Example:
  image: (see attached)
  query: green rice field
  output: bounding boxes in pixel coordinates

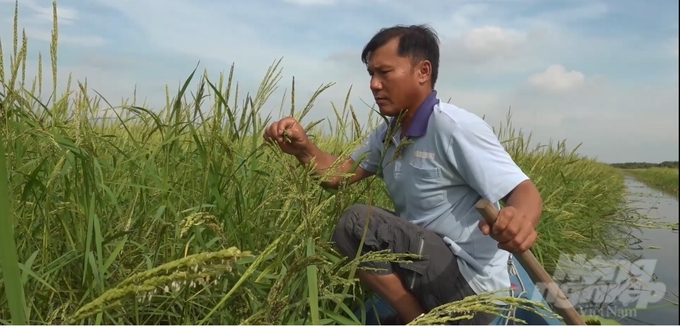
[625,167,679,198]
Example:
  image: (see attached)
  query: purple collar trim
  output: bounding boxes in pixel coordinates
[389,90,439,137]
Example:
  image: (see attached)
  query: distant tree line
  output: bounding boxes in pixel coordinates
[610,161,679,169]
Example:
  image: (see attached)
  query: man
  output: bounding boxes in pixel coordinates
[263,24,542,325]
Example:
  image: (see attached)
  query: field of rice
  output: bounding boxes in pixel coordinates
[625,167,679,198]
[0,4,644,325]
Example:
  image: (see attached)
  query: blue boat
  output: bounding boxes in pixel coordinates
[354,255,563,325]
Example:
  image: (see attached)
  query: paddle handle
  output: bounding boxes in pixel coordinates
[475,199,585,325]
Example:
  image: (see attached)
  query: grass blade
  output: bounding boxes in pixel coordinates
[0,139,28,324]
[306,237,320,325]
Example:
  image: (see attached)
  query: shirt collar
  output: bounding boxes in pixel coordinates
[389,90,439,137]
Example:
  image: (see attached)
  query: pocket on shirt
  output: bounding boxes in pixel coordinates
[405,163,446,214]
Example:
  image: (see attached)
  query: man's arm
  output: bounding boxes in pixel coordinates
[445,119,543,252]
[502,179,542,227]
[446,120,542,215]
[296,123,386,189]
[295,144,374,189]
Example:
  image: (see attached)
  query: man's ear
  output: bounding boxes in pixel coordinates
[417,60,432,85]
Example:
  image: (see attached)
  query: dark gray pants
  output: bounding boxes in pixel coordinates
[332,204,495,325]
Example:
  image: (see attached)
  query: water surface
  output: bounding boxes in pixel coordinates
[554,177,678,324]
[617,177,678,325]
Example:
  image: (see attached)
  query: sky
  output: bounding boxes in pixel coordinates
[0,0,678,163]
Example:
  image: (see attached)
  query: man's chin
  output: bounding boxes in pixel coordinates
[381,110,408,120]
[378,106,400,117]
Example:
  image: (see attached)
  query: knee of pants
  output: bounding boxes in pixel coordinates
[331,204,370,257]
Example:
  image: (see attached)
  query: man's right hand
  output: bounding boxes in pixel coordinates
[263,116,375,188]
[263,117,313,157]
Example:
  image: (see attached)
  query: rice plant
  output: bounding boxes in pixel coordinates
[0,2,646,324]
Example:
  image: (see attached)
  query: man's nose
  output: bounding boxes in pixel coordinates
[370,76,382,92]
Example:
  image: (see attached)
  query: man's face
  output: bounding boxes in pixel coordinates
[366,38,422,117]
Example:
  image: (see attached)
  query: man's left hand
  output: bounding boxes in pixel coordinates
[478,206,537,253]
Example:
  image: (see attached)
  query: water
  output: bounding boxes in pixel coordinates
[566,177,679,324]
[616,177,679,325]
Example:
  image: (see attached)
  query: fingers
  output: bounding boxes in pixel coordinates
[264,117,297,143]
[478,218,491,235]
[491,207,514,241]
[278,117,297,132]
[263,123,281,143]
[499,228,536,253]
[486,206,537,253]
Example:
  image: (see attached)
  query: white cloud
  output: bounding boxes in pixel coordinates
[530,1,609,25]
[528,64,585,92]
[23,27,105,47]
[0,0,103,50]
[454,26,521,63]
[8,0,79,25]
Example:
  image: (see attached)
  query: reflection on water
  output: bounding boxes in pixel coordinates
[617,178,678,325]
[559,177,679,325]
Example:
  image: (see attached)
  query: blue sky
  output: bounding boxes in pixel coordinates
[0,0,677,163]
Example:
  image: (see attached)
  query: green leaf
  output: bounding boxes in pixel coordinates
[0,139,28,324]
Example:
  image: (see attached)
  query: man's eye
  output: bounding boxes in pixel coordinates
[368,70,390,77]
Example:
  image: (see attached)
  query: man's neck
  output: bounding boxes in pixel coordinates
[398,90,431,137]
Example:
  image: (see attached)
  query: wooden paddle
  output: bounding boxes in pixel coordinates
[475,199,585,325]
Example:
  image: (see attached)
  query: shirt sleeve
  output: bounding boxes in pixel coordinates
[446,120,529,203]
[349,122,388,176]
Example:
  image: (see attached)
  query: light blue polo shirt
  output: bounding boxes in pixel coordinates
[349,90,530,296]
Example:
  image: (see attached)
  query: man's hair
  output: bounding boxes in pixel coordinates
[361,24,441,88]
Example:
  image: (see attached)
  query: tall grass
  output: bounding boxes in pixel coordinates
[625,167,679,198]
[0,2,641,324]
